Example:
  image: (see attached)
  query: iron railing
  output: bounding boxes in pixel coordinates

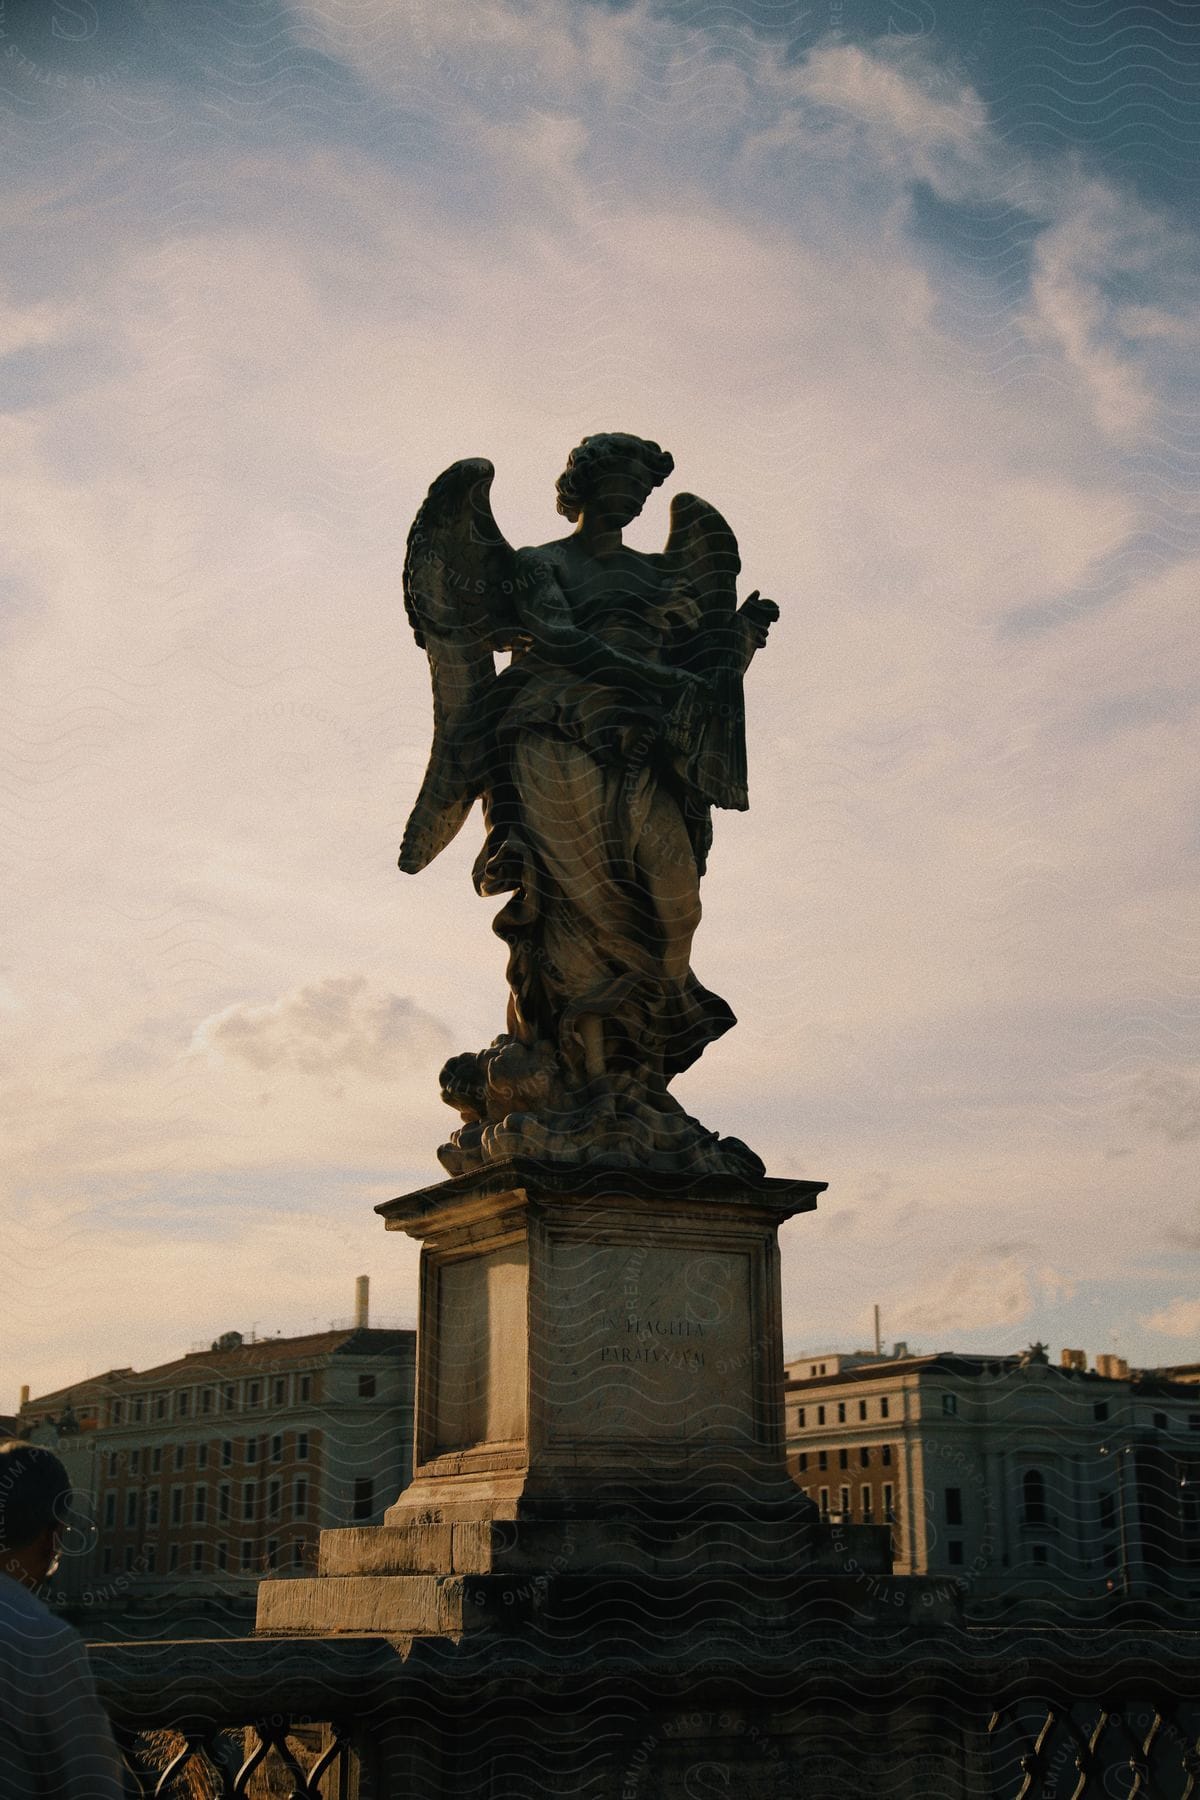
[89,1622,1200,1799]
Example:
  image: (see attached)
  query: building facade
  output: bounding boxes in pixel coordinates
[18,1325,415,1624]
[785,1343,1200,1609]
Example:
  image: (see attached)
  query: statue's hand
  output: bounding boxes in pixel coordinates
[740,590,779,649]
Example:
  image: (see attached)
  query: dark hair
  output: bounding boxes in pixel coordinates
[0,1441,71,1551]
[554,432,674,522]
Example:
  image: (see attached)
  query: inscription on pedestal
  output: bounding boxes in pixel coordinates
[541,1242,755,1443]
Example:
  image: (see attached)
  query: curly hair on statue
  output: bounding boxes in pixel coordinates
[554,432,674,522]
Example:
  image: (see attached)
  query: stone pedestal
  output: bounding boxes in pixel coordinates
[386,1160,822,1523]
[255,1162,896,1643]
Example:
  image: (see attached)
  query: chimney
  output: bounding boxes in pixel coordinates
[19,1385,29,1409]
[1060,1348,1087,1372]
[354,1275,370,1330]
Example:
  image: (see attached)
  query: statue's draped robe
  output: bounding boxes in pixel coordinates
[472,547,735,1093]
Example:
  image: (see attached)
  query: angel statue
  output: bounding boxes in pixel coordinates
[400,431,779,1181]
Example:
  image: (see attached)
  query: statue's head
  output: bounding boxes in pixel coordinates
[555,432,674,524]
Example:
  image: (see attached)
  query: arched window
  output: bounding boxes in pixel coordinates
[1023,1468,1047,1526]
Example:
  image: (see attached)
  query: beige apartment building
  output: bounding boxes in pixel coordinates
[18,1322,415,1624]
[785,1343,1200,1607]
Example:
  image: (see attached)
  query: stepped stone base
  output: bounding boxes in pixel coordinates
[256,1511,893,1639]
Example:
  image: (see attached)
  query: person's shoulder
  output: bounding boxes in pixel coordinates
[0,1579,81,1651]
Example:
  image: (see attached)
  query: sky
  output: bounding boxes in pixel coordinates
[2,0,1198,1409]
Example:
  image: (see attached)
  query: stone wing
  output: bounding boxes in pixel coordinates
[662,490,749,812]
[399,458,518,874]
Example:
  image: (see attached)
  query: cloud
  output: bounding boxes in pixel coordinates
[192,977,450,1080]
[1141,1298,1200,1341]
[1130,1071,1200,1144]
[891,1257,1034,1337]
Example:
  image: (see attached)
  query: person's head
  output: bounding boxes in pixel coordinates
[555,432,674,528]
[0,1441,71,1586]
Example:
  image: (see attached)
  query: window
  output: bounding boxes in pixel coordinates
[294,1477,308,1520]
[797,1407,806,1428]
[296,1432,309,1460]
[1153,1411,1167,1430]
[858,1400,867,1421]
[107,1451,118,1477]
[192,1542,203,1573]
[819,1363,827,1375]
[948,1541,964,1566]
[248,1381,261,1408]
[859,1447,870,1468]
[177,1391,190,1418]
[860,1484,872,1518]
[111,1401,123,1425]
[133,1396,145,1423]
[1032,1544,1048,1567]
[358,1374,377,1399]
[151,1448,162,1474]
[102,1547,113,1574]
[266,1539,279,1571]
[216,1542,228,1572]
[816,1405,826,1426]
[1189,1413,1200,1433]
[818,1487,830,1516]
[883,1483,895,1522]
[169,1544,180,1572]
[124,1546,135,1572]
[145,1546,156,1573]
[171,1488,184,1526]
[129,1449,141,1476]
[197,1443,208,1470]
[155,1393,167,1421]
[194,1485,207,1525]
[836,1401,846,1423]
[222,1384,235,1412]
[245,1437,257,1465]
[173,1445,185,1472]
[292,1539,305,1568]
[798,1452,808,1472]
[104,1493,116,1528]
[880,1397,890,1419]
[273,1377,286,1406]
[1023,1468,1047,1527]
[221,1440,233,1467]
[200,1388,213,1415]
[242,1481,256,1523]
[352,1477,374,1522]
[124,1491,138,1528]
[882,1445,893,1466]
[942,1394,957,1417]
[299,1376,312,1402]
[267,1478,282,1520]
[838,1448,849,1470]
[271,1434,283,1463]
[945,1487,963,1526]
[839,1485,850,1518]
[1098,1492,1116,1532]
[817,1450,828,1471]
[1093,1402,1109,1423]
[240,1541,254,1572]
[147,1489,160,1528]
